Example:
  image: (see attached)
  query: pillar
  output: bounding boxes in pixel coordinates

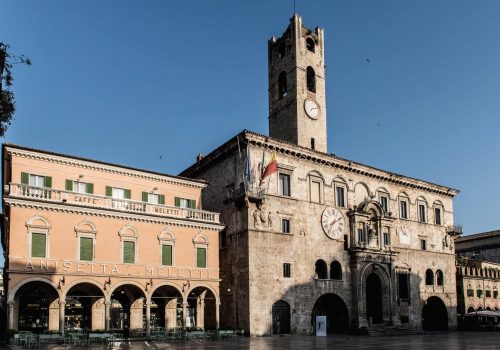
[182,301,188,331]
[7,302,16,331]
[145,301,151,336]
[216,302,220,329]
[105,301,111,331]
[59,300,66,335]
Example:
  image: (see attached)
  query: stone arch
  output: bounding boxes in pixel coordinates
[272,299,291,335]
[150,282,183,302]
[330,260,342,280]
[150,283,184,330]
[63,278,107,300]
[311,293,349,333]
[425,269,434,285]
[360,263,391,325]
[8,277,61,303]
[305,36,315,52]
[436,270,444,286]
[158,229,175,242]
[110,280,147,299]
[74,220,97,235]
[186,284,219,330]
[192,232,209,246]
[354,182,370,205]
[65,281,106,330]
[467,306,475,313]
[306,66,316,93]
[187,283,220,305]
[332,175,349,191]
[307,170,325,183]
[315,259,328,279]
[26,215,51,229]
[375,186,391,199]
[422,296,448,330]
[119,224,139,238]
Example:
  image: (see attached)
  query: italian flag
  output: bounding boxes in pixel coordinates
[260,152,277,183]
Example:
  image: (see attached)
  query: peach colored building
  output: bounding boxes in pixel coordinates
[1,144,224,335]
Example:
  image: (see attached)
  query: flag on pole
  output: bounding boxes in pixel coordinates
[244,146,252,184]
[260,152,277,184]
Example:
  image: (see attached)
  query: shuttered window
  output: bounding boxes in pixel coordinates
[196,247,206,268]
[175,197,195,208]
[162,244,173,266]
[123,241,135,263]
[79,237,93,261]
[31,233,46,258]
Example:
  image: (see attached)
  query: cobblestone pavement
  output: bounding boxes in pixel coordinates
[7,332,500,350]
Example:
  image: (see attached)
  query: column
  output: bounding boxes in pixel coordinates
[59,300,66,335]
[182,301,188,331]
[105,301,111,331]
[7,302,15,330]
[216,302,220,329]
[145,301,151,336]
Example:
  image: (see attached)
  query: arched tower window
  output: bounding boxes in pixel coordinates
[425,269,434,286]
[436,270,444,286]
[306,37,315,52]
[278,71,288,99]
[330,261,342,280]
[306,66,316,93]
[315,259,327,279]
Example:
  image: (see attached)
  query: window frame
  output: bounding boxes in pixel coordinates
[283,262,292,278]
[420,239,427,251]
[399,196,409,220]
[418,201,427,223]
[335,184,346,208]
[281,218,291,234]
[119,225,138,264]
[434,206,443,225]
[309,176,322,204]
[379,193,389,214]
[78,236,95,262]
[26,216,51,259]
[196,247,207,268]
[158,230,175,266]
[161,243,173,266]
[278,172,291,197]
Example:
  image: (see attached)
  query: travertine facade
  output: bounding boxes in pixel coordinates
[181,15,460,336]
[455,230,500,263]
[2,144,223,334]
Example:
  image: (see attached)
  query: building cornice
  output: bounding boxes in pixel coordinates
[4,198,225,231]
[181,130,460,198]
[4,144,207,189]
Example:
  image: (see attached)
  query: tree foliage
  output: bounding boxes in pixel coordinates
[0,43,31,137]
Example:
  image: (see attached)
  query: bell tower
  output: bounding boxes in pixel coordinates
[268,15,327,152]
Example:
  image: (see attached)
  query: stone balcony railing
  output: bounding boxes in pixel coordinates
[6,183,221,224]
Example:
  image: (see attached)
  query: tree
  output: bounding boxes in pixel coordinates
[0,43,31,137]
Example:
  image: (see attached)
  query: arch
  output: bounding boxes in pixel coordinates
[187,283,220,305]
[63,278,107,299]
[315,259,328,279]
[278,71,287,98]
[416,196,428,204]
[477,306,483,311]
[109,283,147,332]
[330,261,342,280]
[118,224,139,238]
[158,229,175,242]
[74,220,97,235]
[332,175,349,191]
[8,277,61,303]
[467,306,475,313]
[311,293,349,333]
[360,263,391,324]
[305,37,315,52]
[151,283,184,330]
[425,269,434,286]
[422,296,448,330]
[150,282,183,299]
[272,300,291,335]
[436,270,444,286]
[192,232,209,246]
[186,285,218,330]
[354,182,370,205]
[366,273,383,324]
[307,170,325,182]
[486,306,492,311]
[26,215,51,229]
[375,187,390,198]
[433,200,444,207]
[65,282,106,330]
[306,66,316,93]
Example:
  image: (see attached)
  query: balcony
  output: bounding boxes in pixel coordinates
[447,225,463,236]
[6,183,220,224]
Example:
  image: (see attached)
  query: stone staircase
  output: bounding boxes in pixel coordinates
[366,324,422,336]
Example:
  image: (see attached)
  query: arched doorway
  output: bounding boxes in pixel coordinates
[467,307,475,313]
[187,286,217,330]
[311,294,349,333]
[151,285,183,330]
[272,300,290,335]
[16,281,59,333]
[65,283,105,331]
[366,273,383,324]
[110,284,146,336]
[422,296,448,331]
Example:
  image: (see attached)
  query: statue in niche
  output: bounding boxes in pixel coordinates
[367,219,379,248]
[253,208,260,228]
[260,208,267,223]
[268,211,274,228]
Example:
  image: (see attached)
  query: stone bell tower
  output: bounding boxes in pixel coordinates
[268,15,327,153]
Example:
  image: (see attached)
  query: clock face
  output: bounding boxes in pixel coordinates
[304,99,320,119]
[321,207,345,239]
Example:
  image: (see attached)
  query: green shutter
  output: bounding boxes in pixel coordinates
[159,194,165,205]
[105,186,112,197]
[175,197,181,207]
[80,237,93,261]
[21,172,29,185]
[65,180,73,191]
[142,192,148,202]
[162,244,172,266]
[31,233,46,258]
[44,176,52,188]
[196,247,206,268]
[190,200,196,209]
[86,183,94,194]
[124,189,131,199]
[123,241,135,263]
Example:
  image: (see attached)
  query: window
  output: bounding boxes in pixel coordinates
[22,172,52,198]
[306,37,315,52]
[196,247,207,268]
[436,270,443,286]
[380,195,388,214]
[281,219,291,234]
[311,138,315,150]
[310,179,321,203]
[278,173,291,197]
[219,229,227,249]
[162,244,173,266]
[330,261,342,280]
[357,228,365,243]
[398,273,410,299]
[283,263,291,278]
[420,239,427,251]
[467,288,474,297]
[31,233,46,258]
[486,290,492,298]
[29,174,46,187]
[123,241,135,264]
[175,197,196,209]
[315,260,327,279]
[383,229,390,246]
[306,66,316,93]
[435,207,442,225]
[335,186,345,208]
[494,291,498,299]
[399,199,408,219]
[343,234,348,250]
[477,290,483,298]
[66,180,93,194]
[142,192,165,205]
[418,204,426,223]
[278,71,287,98]
[425,269,434,285]
[107,186,131,209]
[79,237,93,261]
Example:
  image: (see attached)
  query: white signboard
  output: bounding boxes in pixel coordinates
[315,315,327,336]
[399,226,411,245]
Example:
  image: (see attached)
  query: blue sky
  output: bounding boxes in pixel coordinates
[1,0,499,238]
